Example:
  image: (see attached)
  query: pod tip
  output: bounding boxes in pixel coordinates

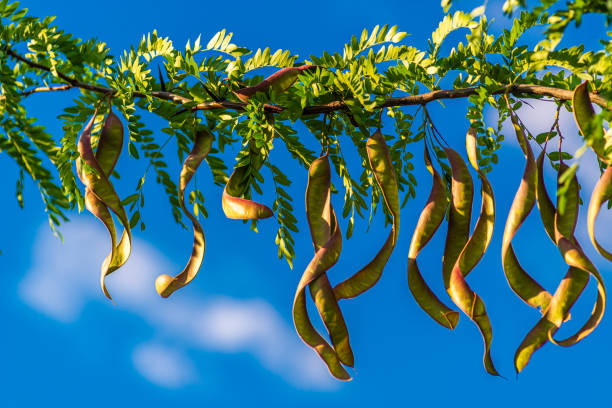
[155,274,174,298]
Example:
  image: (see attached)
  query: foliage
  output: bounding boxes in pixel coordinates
[0,0,611,380]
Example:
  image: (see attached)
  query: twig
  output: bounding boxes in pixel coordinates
[6,47,611,115]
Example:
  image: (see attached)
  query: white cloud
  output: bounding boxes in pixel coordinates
[132,342,197,388]
[19,217,336,390]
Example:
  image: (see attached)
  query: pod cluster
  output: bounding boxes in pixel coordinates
[76,75,610,379]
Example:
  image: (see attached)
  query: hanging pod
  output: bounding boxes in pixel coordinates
[444,130,498,376]
[234,65,316,102]
[155,129,214,298]
[334,130,400,300]
[76,105,132,301]
[588,167,612,261]
[222,165,274,220]
[293,154,353,380]
[407,144,459,329]
[572,81,608,162]
[573,80,612,262]
[501,112,552,312]
[515,156,606,372]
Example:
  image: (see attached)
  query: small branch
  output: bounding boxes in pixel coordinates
[21,84,73,96]
[6,47,610,115]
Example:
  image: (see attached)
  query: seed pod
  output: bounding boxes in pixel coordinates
[445,137,498,376]
[234,65,316,102]
[442,139,473,291]
[293,155,352,380]
[536,151,557,243]
[501,113,552,312]
[572,81,607,163]
[76,106,132,301]
[222,166,274,219]
[334,130,400,300]
[515,161,606,372]
[155,129,213,298]
[587,167,612,261]
[407,144,459,329]
[549,163,606,347]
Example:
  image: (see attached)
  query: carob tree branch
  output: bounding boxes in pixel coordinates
[6,47,610,114]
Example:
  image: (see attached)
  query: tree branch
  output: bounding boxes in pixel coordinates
[21,84,73,96]
[6,48,610,116]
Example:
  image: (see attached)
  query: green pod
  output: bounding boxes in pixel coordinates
[572,81,607,163]
[407,144,459,329]
[293,155,353,380]
[334,130,400,300]
[76,107,132,301]
[156,129,213,298]
[234,65,316,102]
[587,167,612,261]
[446,137,498,376]
[222,166,274,219]
[501,113,552,312]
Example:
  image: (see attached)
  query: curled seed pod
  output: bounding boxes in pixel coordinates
[587,167,612,261]
[222,166,274,219]
[307,155,353,367]
[293,155,352,380]
[572,81,607,163]
[501,113,552,311]
[514,161,605,372]
[76,107,132,301]
[442,138,473,291]
[515,162,584,372]
[445,139,498,376]
[234,65,316,102]
[155,129,214,298]
[549,163,606,347]
[334,130,400,300]
[536,151,557,243]
[407,144,459,329]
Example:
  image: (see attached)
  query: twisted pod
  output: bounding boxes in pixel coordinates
[334,129,400,299]
[501,111,552,312]
[573,81,612,262]
[155,128,214,297]
[76,105,132,301]
[222,164,274,220]
[515,154,606,372]
[444,130,498,376]
[407,144,459,329]
[293,154,353,380]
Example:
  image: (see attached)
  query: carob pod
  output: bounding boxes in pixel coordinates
[514,156,606,372]
[407,144,459,329]
[293,154,353,380]
[501,112,552,312]
[234,65,316,102]
[445,130,498,376]
[76,106,132,301]
[155,129,214,298]
[333,130,400,300]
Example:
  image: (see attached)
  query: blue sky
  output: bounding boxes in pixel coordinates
[1,0,611,406]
